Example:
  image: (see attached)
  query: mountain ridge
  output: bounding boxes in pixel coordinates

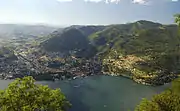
[39,20,180,85]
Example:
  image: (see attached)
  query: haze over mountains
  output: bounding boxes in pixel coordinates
[0,24,58,40]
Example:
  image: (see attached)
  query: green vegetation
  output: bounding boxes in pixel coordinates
[135,14,180,111]
[41,18,180,85]
[175,14,180,26]
[0,76,71,111]
[42,28,97,58]
[89,20,180,85]
[135,78,180,111]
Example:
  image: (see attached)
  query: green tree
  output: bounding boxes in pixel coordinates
[175,14,180,35]
[135,98,160,111]
[0,76,71,111]
[175,14,180,26]
[172,78,180,95]
[135,78,180,111]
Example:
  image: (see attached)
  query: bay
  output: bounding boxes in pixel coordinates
[0,75,170,111]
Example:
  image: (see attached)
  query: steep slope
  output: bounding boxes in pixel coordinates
[40,20,180,85]
[64,25,106,36]
[41,28,97,58]
[89,20,163,53]
[78,26,106,36]
[89,21,180,85]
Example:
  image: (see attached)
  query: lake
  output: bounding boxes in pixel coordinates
[0,75,170,111]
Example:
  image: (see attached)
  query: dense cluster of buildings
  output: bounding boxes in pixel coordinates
[0,44,102,80]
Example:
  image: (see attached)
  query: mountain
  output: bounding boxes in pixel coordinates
[90,21,180,85]
[0,24,59,40]
[40,20,180,85]
[41,28,97,58]
[76,25,105,36]
[64,25,106,36]
[89,20,163,52]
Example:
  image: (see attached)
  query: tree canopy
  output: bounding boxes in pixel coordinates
[0,76,71,111]
[175,14,180,26]
[135,78,180,111]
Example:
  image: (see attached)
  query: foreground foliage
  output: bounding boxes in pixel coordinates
[0,76,71,111]
[175,14,180,27]
[135,78,180,111]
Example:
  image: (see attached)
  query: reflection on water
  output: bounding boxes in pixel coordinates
[0,75,170,111]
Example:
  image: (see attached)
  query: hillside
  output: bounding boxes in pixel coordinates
[41,28,97,58]
[63,25,106,36]
[90,21,180,85]
[0,46,18,62]
[40,20,180,85]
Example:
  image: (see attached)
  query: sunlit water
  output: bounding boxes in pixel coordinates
[0,75,170,111]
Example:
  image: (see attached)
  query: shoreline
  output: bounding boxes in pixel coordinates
[0,72,176,86]
[102,72,153,86]
[102,71,177,86]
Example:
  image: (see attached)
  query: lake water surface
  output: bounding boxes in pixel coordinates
[0,75,170,111]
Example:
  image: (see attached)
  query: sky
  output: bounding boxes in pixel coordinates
[0,0,180,26]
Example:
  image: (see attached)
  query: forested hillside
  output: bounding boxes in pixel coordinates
[90,21,180,85]
[41,28,97,58]
[41,20,180,85]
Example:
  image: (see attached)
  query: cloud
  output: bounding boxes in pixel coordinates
[57,0,72,2]
[132,0,147,4]
[56,0,179,4]
[84,0,102,3]
[131,0,179,5]
[104,0,121,4]
[57,0,121,4]
[171,0,179,1]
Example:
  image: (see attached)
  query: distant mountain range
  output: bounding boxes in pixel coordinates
[41,20,179,57]
[0,24,59,40]
[40,20,180,85]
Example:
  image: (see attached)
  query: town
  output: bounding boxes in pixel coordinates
[0,41,102,81]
